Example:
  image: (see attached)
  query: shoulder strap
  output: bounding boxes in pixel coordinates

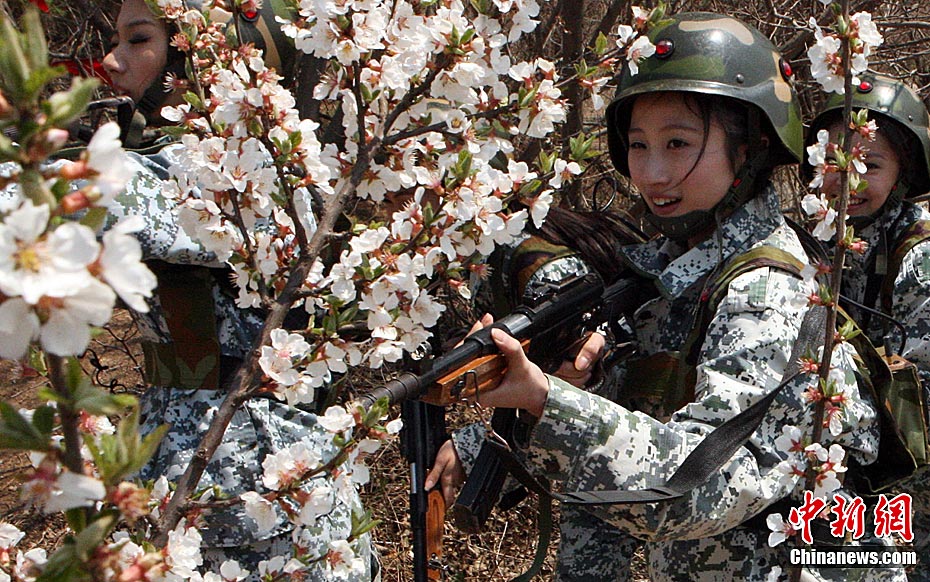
[880,219,930,315]
[488,301,828,508]
[684,245,805,365]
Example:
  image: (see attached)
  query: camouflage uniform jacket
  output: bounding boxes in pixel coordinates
[840,199,930,581]
[841,200,930,402]
[516,187,894,581]
[106,148,376,581]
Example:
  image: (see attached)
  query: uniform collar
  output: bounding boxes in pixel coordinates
[857,200,926,250]
[621,185,783,299]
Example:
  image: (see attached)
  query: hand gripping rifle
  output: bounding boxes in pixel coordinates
[354,271,642,581]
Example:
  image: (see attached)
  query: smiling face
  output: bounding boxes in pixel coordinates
[102,0,168,103]
[626,92,745,227]
[822,120,902,217]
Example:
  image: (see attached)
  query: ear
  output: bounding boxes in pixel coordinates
[736,135,770,169]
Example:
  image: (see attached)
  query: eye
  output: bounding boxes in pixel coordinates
[628,141,646,150]
[128,34,151,45]
[667,138,688,149]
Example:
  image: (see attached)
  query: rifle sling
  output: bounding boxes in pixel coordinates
[487,301,826,508]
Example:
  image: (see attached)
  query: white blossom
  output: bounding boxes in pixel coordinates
[625,35,656,76]
[84,122,136,204]
[165,521,203,579]
[0,523,24,549]
[99,217,157,312]
[766,513,794,547]
[318,406,355,433]
[241,491,277,533]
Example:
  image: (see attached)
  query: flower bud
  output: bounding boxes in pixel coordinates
[60,189,92,214]
[59,160,89,180]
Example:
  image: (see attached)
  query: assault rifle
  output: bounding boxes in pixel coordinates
[355,270,643,581]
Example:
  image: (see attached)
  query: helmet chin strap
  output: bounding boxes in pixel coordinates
[644,148,771,243]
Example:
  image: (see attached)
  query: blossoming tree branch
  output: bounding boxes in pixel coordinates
[0,0,663,579]
[765,0,889,573]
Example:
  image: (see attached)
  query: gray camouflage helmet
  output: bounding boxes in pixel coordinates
[606,12,803,176]
[134,0,296,131]
[804,73,930,197]
[181,0,296,75]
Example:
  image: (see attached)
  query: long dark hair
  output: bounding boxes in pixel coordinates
[533,205,646,284]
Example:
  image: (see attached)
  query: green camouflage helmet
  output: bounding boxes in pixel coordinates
[804,73,930,196]
[606,12,803,176]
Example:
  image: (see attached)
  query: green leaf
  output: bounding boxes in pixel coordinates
[88,407,164,484]
[537,150,555,174]
[363,397,389,427]
[360,82,373,104]
[73,380,133,417]
[569,132,598,162]
[0,130,16,161]
[0,400,49,451]
[32,404,56,436]
[0,14,32,99]
[453,150,473,181]
[45,77,98,128]
[351,508,381,537]
[594,32,608,57]
[518,85,539,109]
[78,206,108,231]
[517,178,542,198]
[21,7,49,72]
[74,512,118,559]
[36,543,83,582]
[183,90,204,111]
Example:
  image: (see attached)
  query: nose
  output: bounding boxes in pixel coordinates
[632,150,671,191]
[101,47,123,78]
[820,171,840,196]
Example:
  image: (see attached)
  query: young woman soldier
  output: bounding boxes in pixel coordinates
[805,73,930,581]
[100,1,378,579]
[429,12,897,581]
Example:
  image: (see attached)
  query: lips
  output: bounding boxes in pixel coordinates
[649,195,682,216]
[847,197,866,211]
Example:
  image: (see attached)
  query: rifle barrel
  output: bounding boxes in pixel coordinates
[354,273,637,411]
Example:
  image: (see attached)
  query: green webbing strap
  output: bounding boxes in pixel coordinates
[684,245,805,366]
[508,493,553,582]
[487,245,818,582]
[880,219,930,315]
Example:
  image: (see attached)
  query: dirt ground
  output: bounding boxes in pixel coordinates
[0,310,647,581]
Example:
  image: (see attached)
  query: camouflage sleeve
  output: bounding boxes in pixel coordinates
[890,239,930,395]
[103,151,222,267]
[519,267,879,541]
[450,422,486,474]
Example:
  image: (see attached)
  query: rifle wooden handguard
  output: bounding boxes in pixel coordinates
[421,339,530,406]
[426,489,445,580]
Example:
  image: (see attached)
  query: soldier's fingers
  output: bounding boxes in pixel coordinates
[425,441,464,506]
[487,328,549,416]
[573,332,605,372]
[457,313,495,347]
[553,359,592,388]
